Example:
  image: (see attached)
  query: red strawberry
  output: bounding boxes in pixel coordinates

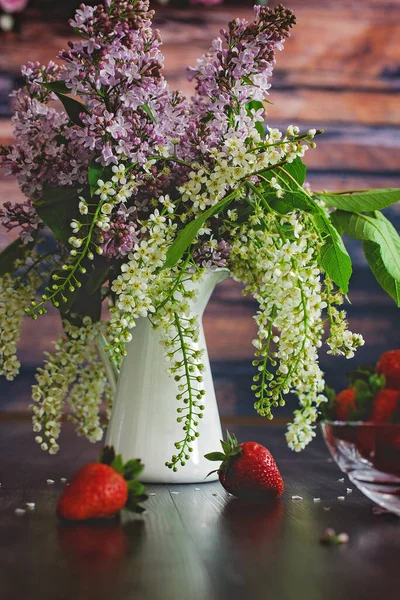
[371,389,400,423]
[57,463,128,521]
[205,431,284,501]
[376,350,400,389]
[335,388,356,421]
[57,447,147,521]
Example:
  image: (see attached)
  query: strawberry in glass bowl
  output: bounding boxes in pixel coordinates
[320,351,400,516]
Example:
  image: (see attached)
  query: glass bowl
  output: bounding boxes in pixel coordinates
[321,421,400,516]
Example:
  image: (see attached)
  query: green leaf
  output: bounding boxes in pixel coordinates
[110,454,124,475]
[34,187,81,244]
[260,158,318,214]
[98,445,116,465]
[162,193,236,270]
[127,480,146,496]
[41,81,71,95]
[254,121,265,137]
[139,103,157,124]
[60,279,102,320]
[245,100,265,137]
[204,452,225,462]
[40,80,90,126]
[363,240,400,307]
[57,93,90,126]
[330,211,345,236]
[242,76,255,87]
[333,210,400,288]
[320,188,400,213]
[86,264,109,295]
[88,162,105,197]
[124,459,144,481]
[279,157,306,186]
[0,238,34,277]
[267,196,294,215]
[34,185,81,207]
[125,490,148,513]
[314,214,352,293]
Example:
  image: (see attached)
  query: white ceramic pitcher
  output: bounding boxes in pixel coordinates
[97,268,229,484]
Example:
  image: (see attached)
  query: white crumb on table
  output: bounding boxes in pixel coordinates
[313,498,321,503]
[14,508,26,516]
[170,491,180,495]
[60,478,67,483]
[337,496,345,501]
[338,478,344,483]
[291,495,303,501]
[26,503,35,511]
[346,488,353,494]
[46,479,55,485]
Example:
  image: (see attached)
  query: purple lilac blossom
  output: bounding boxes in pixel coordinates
[193,239,232,269]
[187,5,295,150]
[101,206,139,259]
[0,2,296,259]
[0,61,89,199]
[0,200,40,243]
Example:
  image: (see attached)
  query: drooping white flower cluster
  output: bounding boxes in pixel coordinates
[31,318,111,453]
[67,352,113,443]
[107,203,178,362]
[325,283,365,359]
[0,270,42,380]
[152,272,206,470]
[178,127,315,215]
[229,204,363,451]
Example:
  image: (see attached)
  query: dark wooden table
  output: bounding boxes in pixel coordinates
[0,422,399,600]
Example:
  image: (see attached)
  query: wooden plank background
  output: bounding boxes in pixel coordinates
[0,0,399,418]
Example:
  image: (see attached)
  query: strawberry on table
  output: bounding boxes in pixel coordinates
[205,431,284,501]
[57,447,147,521]
[376,350,400,389]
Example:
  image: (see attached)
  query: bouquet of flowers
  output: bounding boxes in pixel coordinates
[1,0,399,469]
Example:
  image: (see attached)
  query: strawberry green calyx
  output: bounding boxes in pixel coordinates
[99,446,148,513]
[205,431,242,471]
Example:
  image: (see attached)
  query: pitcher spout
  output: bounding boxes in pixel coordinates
[191,267,229,316]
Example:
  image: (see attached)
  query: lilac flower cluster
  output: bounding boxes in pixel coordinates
[0,1,294,264]
[188,4,296,149]
[193,239,232,269]
[60,1,191,172]
[0,61,89,199]
[0,200,39,243]
[101,206,139,259]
